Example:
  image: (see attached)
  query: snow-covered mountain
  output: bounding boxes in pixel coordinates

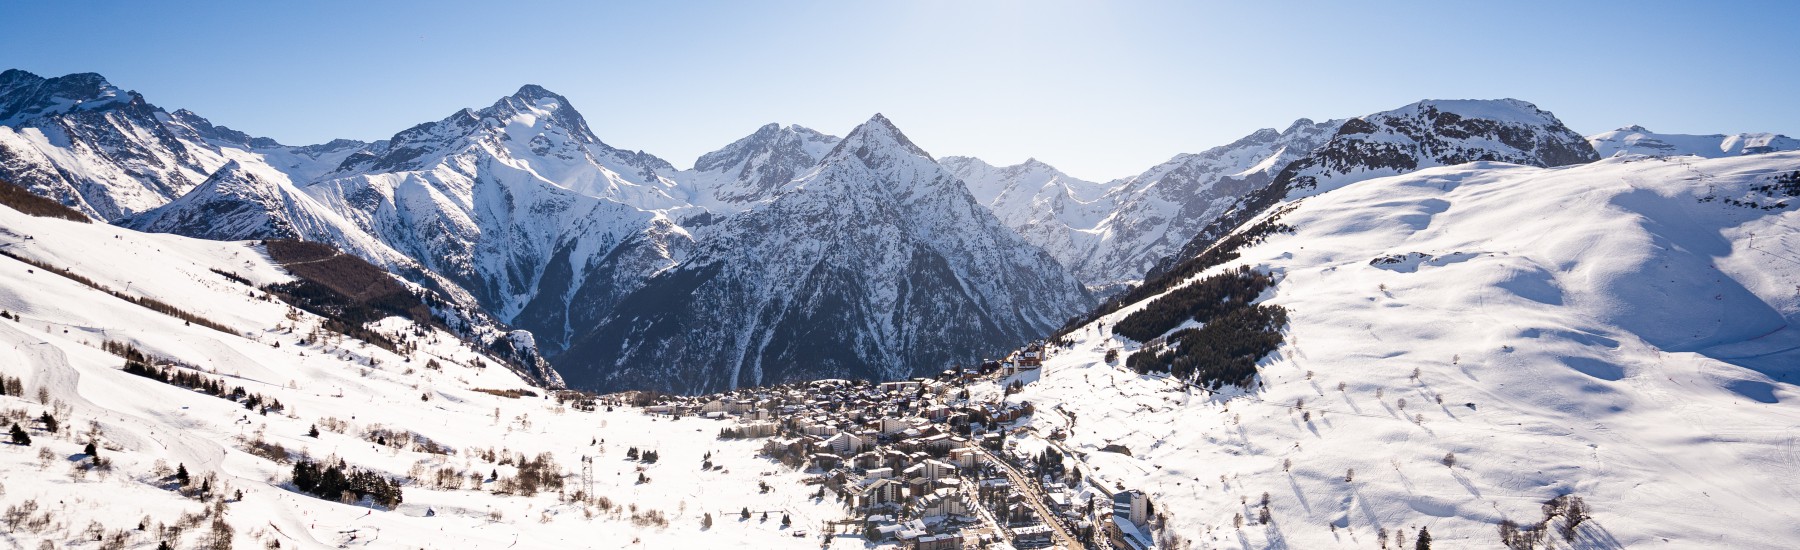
[118,160,404,264]
[986,151,1800,548]
[1588,124,1800,158]
[0,70,222,219]
[3,72,1092,392]
[1145,98,1600,283]
[944,120,1343,292]
[292,85,697,354]
[939,156,1112,282]
[1091,119,1344,288]
[0,69,379,221]
[952,102,1592,294]
[559,115,1095,393]
[677,122,840,217]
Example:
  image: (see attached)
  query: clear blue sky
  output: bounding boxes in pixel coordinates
[3,1,1795,181]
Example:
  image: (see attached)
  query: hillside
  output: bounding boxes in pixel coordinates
[0,205,844,549]
[982,152,1800,548]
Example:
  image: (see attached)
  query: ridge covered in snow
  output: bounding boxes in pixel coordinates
[1588,125,1800,158]
[944,119,1344,291]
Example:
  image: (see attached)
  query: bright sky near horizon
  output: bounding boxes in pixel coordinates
[3,0,1795,181]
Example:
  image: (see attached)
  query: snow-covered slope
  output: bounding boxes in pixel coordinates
[560,115,1095,393]
[0,204,846,549]
[991,152,1800,548]
[117,160,406,265]
[1146,99,1600,283]
[1588,125,1800,158]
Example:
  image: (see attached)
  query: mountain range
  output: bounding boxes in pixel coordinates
[4,68,1795,393]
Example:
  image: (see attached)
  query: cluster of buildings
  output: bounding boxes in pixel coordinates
[629,341,1159,549]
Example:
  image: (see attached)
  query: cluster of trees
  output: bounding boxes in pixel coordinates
[496,452,565,497]
[1126,303,1288,390]
[118,349,285,414]
[624,447,660,463]
[0,249,236,334]
[0,373,23,397]
[207,268,252,286]
[0,179,90,222]
[1752,170,1800,198]
[262,239,435,353]
[290,458,403,508]
[1053,201,1299,341]
[361,425,450,455]
[1498,494,1590,549]
[1114,266,1277,342]
[1725,169,1800,210]
[1033,447,1066,478]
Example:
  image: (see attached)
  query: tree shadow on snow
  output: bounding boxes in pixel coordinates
[1263,517,1292,550]
[1449,468,1482,498]
[1285,473,1312,514]
[1571,518,1627,550]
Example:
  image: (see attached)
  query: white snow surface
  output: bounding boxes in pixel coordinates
[1588,125,1800,158]
[986,152,1800,549]
[0,206,850,549]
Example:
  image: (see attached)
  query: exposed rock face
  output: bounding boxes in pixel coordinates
[559,115,1094,393]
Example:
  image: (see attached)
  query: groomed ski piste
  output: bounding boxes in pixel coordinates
[977,152,1800,549]
[0,206,847,549]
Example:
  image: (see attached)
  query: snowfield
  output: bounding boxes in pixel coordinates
[0,207,848,549]
[992,152,1800,548]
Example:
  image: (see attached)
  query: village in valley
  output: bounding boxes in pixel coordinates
[607,342,1162,550]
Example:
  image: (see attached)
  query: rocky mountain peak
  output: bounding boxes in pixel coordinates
[0,69,135,124]
[829,113,933,166]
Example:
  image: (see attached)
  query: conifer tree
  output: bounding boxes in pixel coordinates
[8,423,29,445]
[176,463,191,486]
[1416,527,1432,550]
